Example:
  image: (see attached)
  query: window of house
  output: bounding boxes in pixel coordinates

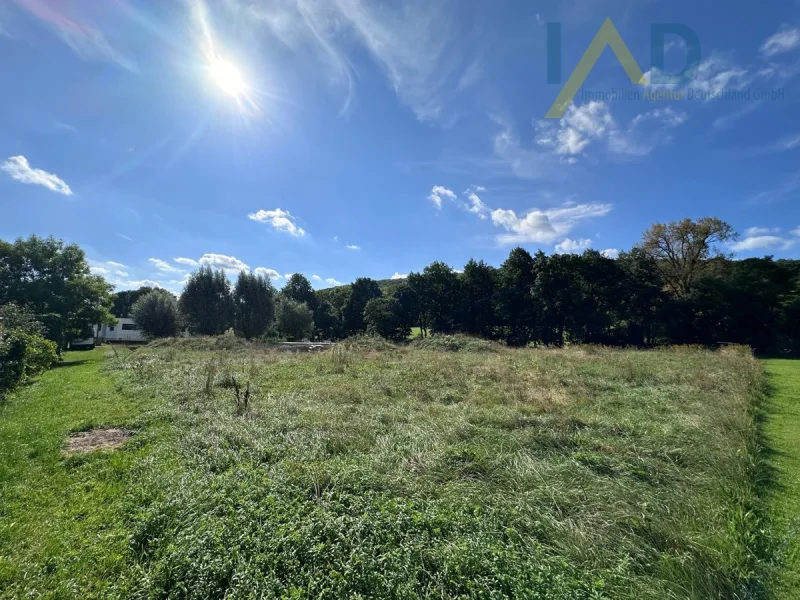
[121,323,138,331]
[109,326,115,331]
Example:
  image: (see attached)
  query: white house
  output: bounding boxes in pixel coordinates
[97,317,147,343]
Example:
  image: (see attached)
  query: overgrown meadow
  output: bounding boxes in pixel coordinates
[98,338,767,599]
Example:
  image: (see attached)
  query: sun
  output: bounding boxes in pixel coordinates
[209,57,247,98]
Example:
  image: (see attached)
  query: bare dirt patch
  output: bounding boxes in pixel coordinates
[65,428,132,454]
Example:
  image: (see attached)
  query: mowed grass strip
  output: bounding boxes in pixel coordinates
[0,348,161,599]
[763,359,800,599]
[104,340,766,599]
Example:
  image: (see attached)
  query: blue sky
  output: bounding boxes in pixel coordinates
[1,0,799,292]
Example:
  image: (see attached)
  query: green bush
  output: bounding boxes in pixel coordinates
[0,329,58,394]
[410,333,503,353]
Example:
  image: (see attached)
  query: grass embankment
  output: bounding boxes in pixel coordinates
[0,349,160,599]
[0,340,769,599]
[763,359,800,598]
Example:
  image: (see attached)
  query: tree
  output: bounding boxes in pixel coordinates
[533,254,581,346]
[131,289,180,338]
[638,217,737,297]
[275,297,314,341]
[497,248,541,346]
[313,299,343,340]
[342,278,382,335]
[364,296,410,341]
[417,262,461,334]
[112,287,154,317]
[0,235,115,351]
[179,266,234,335]
[282,274,318,313]
[233,271,275,340]
[461,259,497,338]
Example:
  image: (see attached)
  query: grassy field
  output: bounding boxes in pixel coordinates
[0,339,773,598]
[0,348,161,598]
[763,359,800,599]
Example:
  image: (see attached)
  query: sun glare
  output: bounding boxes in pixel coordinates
[210,57,246,97]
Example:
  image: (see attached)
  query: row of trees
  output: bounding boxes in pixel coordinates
[3,218,799,354]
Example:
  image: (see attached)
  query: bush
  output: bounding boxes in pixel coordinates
[131,290,181,338]
[0,329,58,394]
[410,334,503,353]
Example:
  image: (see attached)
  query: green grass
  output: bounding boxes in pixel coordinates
[0,348,161,599]
[0,343,771,598]
[763,359,800,598]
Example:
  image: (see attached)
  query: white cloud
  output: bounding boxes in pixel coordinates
[89,260,130,282]
[490,202,613,245]
[602,249,620,259]
[391,272,409,280]
[792,227,800,237]
[174,257,199,267]
[555,238,593,254]
[761,26,800,58]
[284,273,294,280]
[325,278,343,286]
[534,103,687,160]
[429,185,456,209]
[345,244,361,250]
[1,155,72,195]
[248,208,307,237]
[311,274,323,282]
[465,190,490,220]
[117,233,133,242]
[731,235,795,252]
[744,227,779,237]
[254,267,282,281]
[228,0,467,121]
[199,253,250,274]
[747,134,800,156]
[121,279,164,290]
[148,258,184,273]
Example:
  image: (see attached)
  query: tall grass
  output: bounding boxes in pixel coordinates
[105,342,767,599]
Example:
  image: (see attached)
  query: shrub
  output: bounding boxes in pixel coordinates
[131,290,181,338]
[410,333,503,353]
[0,329,58,394]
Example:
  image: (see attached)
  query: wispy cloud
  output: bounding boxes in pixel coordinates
[534,102,686,160]
[116,233,133,242]
[148,258,184,273]
[429,185,456,209]
[761,26,800,58]
[174,257,199,267]
[745,134,800,156]
[248,208,307,237]
[11,0,138,72]
[1,155,72,195]
[345,244,361,251]
[749,173,800,205]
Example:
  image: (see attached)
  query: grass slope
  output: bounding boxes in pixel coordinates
[763,359,800,598]
[0,349,159,599]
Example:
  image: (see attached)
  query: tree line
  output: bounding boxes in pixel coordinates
[2,217,800,358]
